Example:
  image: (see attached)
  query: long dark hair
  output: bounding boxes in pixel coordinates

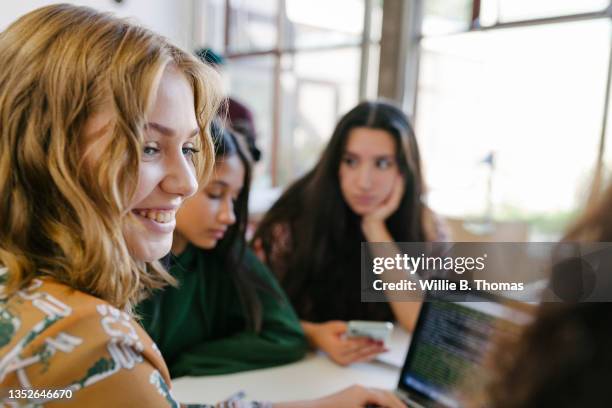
[208,121,277,331]
[253,100,427,322]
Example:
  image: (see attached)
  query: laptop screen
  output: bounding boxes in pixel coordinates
[397,290,533,408]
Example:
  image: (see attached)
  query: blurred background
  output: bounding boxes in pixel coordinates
[2,0,612,241]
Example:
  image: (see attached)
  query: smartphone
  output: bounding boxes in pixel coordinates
[347,320,394,343]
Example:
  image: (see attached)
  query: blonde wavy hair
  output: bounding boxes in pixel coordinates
[0,4,222,311]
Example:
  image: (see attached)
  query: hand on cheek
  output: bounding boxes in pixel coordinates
[361,174,404,242]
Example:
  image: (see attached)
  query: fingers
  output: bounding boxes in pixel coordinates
[316,385,405,408]
[343,336,375,348]
[334,339,386,365]
[310,321,348,351]
[346,349,385,365]
[351,346,389,364]
[361,387,406,408]
[318,321,388,366]
[330,346,381,366]
[327,320,349,334]
[343,337,383,353]
[342,343,387,364]
[363,174,405,224]
[322,335,368,365]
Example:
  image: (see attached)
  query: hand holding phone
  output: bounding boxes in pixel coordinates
[347,320,394,344]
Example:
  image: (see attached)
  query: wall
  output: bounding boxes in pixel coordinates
[0,0,195,50]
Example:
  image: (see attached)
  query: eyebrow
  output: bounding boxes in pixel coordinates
[343,150,395,159]
[209,180,229,188]
[146,122,200,138]
[208,180,244,192]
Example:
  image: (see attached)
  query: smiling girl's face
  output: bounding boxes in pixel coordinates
[172,154,245,254]
[83,65,201,262]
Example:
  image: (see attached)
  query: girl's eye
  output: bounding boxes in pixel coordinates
[143,144,160,156]
[342,156,358,167]
[205,189,223,200]
[182,146,201,157]
[376,158,394,169]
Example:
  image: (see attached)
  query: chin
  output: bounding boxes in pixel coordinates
[130,239,173,262]
[348,204,373,216]
[194,239,217,250]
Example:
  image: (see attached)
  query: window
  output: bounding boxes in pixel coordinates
[198,0,383,188]
[226,0,278,53]
[225,55,276,186]
[413,1,612,239]
[481,0,610,25]
[422,0,473,35]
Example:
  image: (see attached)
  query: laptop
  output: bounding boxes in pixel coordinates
[394,287,533,408]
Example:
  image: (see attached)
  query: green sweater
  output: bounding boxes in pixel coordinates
[138,245,307,378]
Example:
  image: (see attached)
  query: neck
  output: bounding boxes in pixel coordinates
[171,233,188,255]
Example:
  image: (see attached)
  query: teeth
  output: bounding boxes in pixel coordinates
[136,209,175,224]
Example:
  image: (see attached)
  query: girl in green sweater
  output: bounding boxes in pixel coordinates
[138,122,307,378]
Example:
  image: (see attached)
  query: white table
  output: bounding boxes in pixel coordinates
[172,328,411,404]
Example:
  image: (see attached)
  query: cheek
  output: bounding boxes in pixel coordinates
[375,170,400,197]
[131,162,161,209]
[338,166,354,195]
[176,195,216,232]
[122,215,172,262]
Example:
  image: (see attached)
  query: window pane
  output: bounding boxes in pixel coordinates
[278,48,361,184]
[365,43,381,99]
[226,55,276,188]
[422,0,473,36]
[415,19,612,239]
[227,0,278,53]
[481,0,610,25]
[602,67,612,185]
[199,0,226,51]
[284,0,364,48]
[370,0,385,42]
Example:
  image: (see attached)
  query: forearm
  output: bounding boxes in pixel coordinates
[273,395,336,408]
[387,301,421,332]
[170,331,307,377]
[300,320,319,348]
[361,219,393,242]
[274,401,315,408]
[362,220,423,332]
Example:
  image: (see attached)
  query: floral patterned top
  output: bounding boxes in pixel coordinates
[0,268,270,408]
